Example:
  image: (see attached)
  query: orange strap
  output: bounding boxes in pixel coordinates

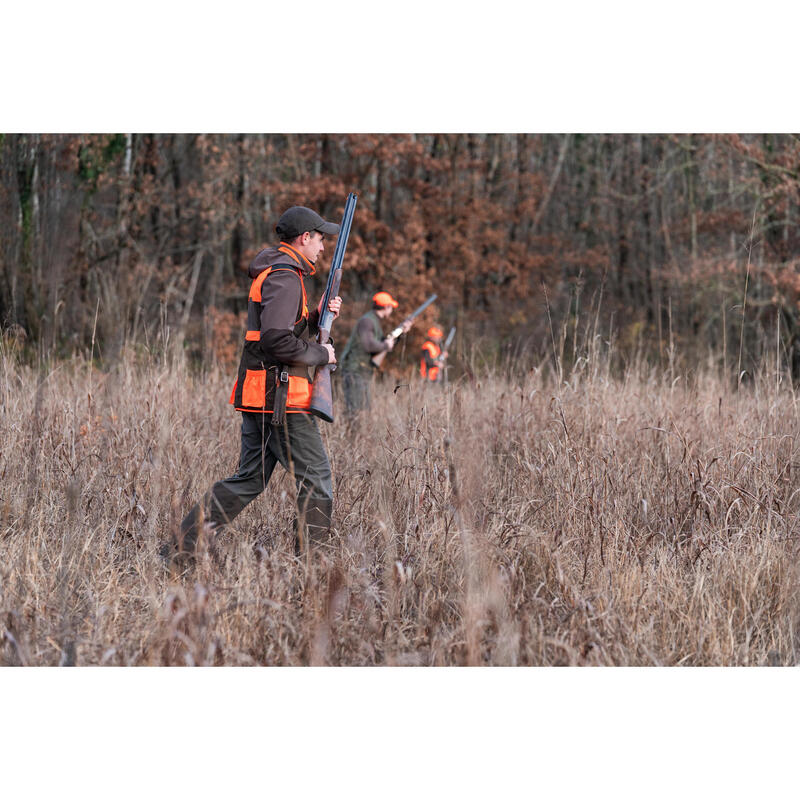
[246,266,308,342]
[422,341,441,358]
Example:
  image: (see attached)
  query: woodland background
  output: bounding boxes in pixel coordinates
[1,133,800,373]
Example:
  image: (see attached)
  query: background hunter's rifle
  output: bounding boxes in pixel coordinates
[440,326,456,383]
[309,192,357,423]
[371,293,438,368]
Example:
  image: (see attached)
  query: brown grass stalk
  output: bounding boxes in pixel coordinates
[2,346,800,665]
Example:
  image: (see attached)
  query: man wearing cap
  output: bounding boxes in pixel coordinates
[420,326,447,382]
[339,291,410,416]
[168,205,343,563]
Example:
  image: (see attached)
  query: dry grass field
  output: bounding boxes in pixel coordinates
[2,342,800,666]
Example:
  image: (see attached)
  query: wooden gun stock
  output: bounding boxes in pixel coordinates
[309,363,335,422]
[371,348,388,368]
[370,325,403,368]
[308,266,342,422]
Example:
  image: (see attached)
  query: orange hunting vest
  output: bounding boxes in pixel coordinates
[420,340,441,381]
[231,252,312,414]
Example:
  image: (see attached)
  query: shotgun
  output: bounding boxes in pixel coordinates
[439,326,456,383]
[371,293,438,368]
[309,192,357,423]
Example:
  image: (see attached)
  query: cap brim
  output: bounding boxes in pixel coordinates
[316,221,340,235]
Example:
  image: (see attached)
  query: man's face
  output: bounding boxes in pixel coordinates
[376,306,393,319]
[296,230,326,265]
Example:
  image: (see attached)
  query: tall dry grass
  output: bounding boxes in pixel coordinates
[2,339,800,665]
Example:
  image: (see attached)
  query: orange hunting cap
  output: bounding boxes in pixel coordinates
[427,326,444,339]
[372,291,399,308]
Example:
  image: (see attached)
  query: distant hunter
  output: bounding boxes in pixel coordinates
[339,291,411,417]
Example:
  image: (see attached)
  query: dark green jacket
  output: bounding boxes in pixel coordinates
[340,310,389,375]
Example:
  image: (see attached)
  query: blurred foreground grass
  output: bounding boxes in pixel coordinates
[2,347,800,665]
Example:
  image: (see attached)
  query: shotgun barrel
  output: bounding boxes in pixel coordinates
[439,326,456,383]
[309,192,357,422]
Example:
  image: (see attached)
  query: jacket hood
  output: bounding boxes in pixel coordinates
[249,242,316,278]
[248,246,306,278]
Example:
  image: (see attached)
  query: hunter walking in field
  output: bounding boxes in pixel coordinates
[420,326,447,382]
[167,205,343,564]
[339,291,410,416]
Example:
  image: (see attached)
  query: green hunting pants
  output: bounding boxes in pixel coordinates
[342,370,371,417]
[179,411,333,554]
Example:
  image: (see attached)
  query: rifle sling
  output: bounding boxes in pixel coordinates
[270,365,290,426]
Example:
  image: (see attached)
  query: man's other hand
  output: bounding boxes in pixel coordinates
[319,295,342,320]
